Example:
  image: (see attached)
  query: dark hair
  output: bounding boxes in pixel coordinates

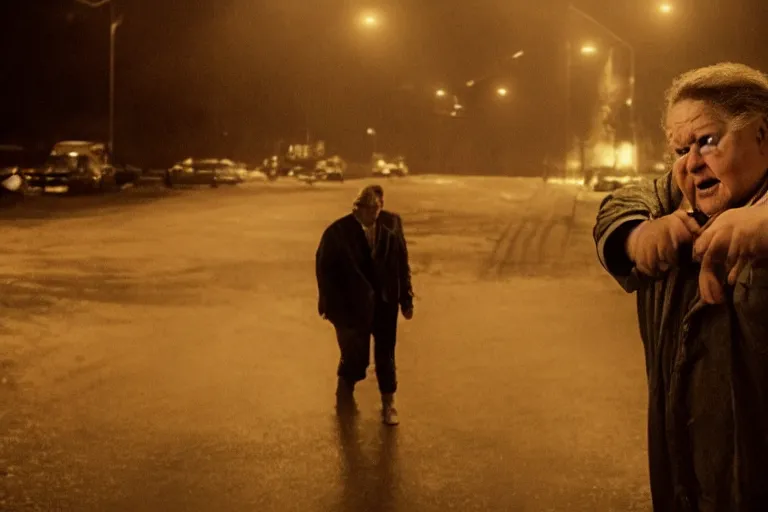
[353,184,384,209]
[664,62,768,131]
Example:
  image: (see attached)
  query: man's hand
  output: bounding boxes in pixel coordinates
[693,206,768,304]
[401,306,414,320]
[625,209,701,276]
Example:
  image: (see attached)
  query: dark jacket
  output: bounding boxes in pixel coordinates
[316,210,414,329]
[594,171,768,512]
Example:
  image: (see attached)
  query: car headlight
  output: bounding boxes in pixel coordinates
[2,174,23,191]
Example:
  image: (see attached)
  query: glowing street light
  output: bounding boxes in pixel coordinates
[436,89,447,98]
[497,87,509,97]
[366,128,377,155]
[512,50,525,59]
[658,3,673,14]
[566,4,640,179]
[361,14,379,27]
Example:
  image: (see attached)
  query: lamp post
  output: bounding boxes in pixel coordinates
[567,3,638,177]
[366,127,378,156]
[75,0,122,155]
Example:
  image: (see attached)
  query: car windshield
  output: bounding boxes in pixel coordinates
[179,159,223,170]
[46,154,80,170]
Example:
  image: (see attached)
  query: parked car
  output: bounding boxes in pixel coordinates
[164,158,244,188]
[586,166,643,192]
[373,156,409,177]
[230,161,268,182]
[314,156,346,182]
[25,141,117,194]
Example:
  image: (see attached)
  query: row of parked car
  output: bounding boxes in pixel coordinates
[0,141,413,202]
[0,141,286,200]
[585,165,667,192]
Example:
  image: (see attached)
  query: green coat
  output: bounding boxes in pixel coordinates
[594,172,768,512]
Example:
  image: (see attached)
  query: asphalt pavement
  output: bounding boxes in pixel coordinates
[0,177,651,511]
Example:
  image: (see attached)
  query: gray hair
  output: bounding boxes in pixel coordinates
[663,62,768,132]
[352,184,384,209]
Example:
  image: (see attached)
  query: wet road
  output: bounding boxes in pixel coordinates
[1,177,651,511]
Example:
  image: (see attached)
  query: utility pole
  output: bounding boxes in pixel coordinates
[568,3,638,173]
[75,0,122,155]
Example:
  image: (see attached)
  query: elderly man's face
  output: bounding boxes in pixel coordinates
[356,197,382,226]
[668,99,768,215]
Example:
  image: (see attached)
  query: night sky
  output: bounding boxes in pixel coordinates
[1,0,767,172]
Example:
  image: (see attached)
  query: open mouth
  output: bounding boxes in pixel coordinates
[696,178,720,191]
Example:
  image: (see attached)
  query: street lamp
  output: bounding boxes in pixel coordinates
[580,43,598,55]
[658,3,673,14]
[566,3,638,178]
[497,87,509,97]
[361,14,379,27]
[75,0,122,155]
[436,89,447,98]
[366,127,377,156]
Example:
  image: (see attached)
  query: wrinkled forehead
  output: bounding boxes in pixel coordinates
[665,99,727,146]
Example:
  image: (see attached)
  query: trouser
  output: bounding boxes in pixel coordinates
[334,301,399,394]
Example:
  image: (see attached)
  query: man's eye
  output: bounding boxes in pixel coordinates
[674,147,689,157]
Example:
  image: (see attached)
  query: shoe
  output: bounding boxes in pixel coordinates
[382,405,399,426]
[381,393,399,426]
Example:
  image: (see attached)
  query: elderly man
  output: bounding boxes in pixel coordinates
[315,184,414,426]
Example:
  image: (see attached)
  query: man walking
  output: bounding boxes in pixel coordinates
[315,184,414,425]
